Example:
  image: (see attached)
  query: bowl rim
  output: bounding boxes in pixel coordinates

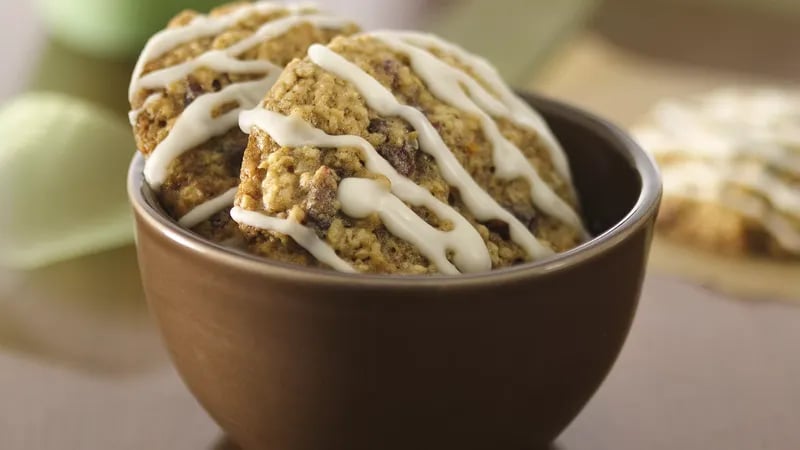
[128,93,661,288]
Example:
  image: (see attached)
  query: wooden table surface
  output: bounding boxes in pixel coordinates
[1,1,799,449]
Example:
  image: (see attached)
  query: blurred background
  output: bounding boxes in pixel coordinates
[0,1,798,449]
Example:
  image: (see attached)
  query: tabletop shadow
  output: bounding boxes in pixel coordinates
[0,246,167,377]
[212,436,564,450]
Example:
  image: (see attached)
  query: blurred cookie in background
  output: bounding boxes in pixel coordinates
[633,87,800,301]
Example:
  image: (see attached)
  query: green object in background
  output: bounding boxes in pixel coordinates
[29,38,134,119]
[34,0,226,59]
[0,92,135,269]
[431,0,598,85]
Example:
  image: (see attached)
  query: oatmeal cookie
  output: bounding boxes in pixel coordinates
[233,32,587,274]
[128,1,358,241]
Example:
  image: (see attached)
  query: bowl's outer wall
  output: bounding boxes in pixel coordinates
[132,96,658,450]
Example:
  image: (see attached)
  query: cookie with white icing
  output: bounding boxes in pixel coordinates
[234,33,587,274]
[128,1,358,242]
[633,88,800,300]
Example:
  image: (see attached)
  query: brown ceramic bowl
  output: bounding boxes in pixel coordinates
[128,93,661,450]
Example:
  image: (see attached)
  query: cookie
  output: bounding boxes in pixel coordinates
[128,1,358,242]
[633,88,800,300]
[233,32,587,274]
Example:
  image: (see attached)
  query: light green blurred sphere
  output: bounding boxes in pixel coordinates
[0,92,136,269]
[34,0,226,59]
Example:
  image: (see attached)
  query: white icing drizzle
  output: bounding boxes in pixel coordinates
[369,32,585,236]
[379,30,573,182]
[230,206,356,272]
[238,109,492,273]
[128,93,162,126]
[633,88,800,254]
[137,55,278,94]
[131,14,351,96]
[306,43,556,260]
[130,1,293,100]
[144,75,277,188]
[338,178,461,274]
[178,187,238,228]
